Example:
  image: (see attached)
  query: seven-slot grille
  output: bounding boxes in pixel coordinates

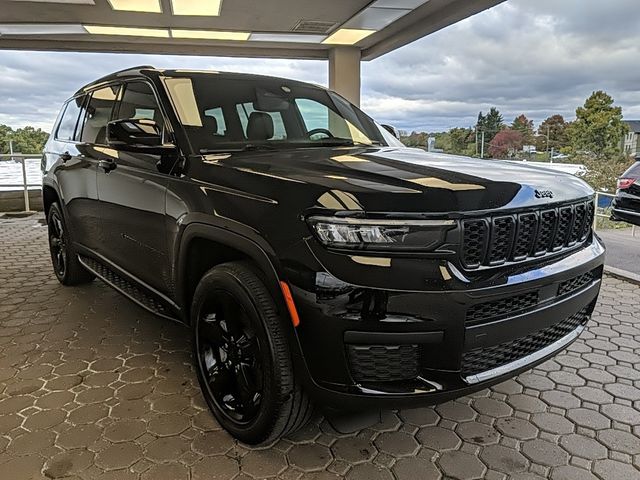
[461,200,594,269]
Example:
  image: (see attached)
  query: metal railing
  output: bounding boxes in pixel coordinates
[0,153,41,212]
[594,191,637,236]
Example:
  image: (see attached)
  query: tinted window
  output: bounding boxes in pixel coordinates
[236,102,286,140]
[163,75,387,152]
[80,85,120,144]
[116,81,164,131]
[56,96,84,141]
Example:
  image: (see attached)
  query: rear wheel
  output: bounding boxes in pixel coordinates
[191,262,312,445]
[47,203,95,286]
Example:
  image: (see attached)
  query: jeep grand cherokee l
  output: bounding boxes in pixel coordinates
[42,66,605,444]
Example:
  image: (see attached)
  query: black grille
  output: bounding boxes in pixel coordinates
[347,344,419,383]
[462,308,589,377]
[461,200,594,269]
[558,270,595,296]
[462,220,488,268]
[466,291,539,325]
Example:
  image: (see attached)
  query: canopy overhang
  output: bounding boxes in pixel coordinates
[0,0,504,60]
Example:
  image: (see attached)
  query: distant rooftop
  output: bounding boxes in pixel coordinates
[623,120,640,133]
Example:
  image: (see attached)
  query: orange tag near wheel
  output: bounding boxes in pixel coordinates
[279,281,300,327]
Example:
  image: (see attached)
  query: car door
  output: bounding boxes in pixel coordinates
[50,94,103,252]
[96,80,174,295]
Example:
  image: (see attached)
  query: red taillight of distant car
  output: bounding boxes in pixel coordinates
[617,178,637,190]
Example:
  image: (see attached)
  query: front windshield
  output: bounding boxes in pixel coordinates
[162,74,394,152]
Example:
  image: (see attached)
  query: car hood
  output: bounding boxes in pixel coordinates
[203,147,594,214]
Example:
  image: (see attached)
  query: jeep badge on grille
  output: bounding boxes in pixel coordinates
[535,189,554,199]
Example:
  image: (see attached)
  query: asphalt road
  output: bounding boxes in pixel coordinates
[597,227,640,275]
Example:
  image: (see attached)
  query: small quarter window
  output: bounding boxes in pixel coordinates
[56,96,84,141]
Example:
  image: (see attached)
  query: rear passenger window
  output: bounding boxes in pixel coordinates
[56,97,84,141]
[116,81,164,131]
[79,85,120,144]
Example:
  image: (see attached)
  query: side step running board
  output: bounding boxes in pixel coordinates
[78,255,182,324]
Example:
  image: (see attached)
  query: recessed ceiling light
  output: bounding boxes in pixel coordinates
[84,25,169,37]
[170,0,221,16]
[171,29,249,40]
[0,23,86,35]
[107,0,161,13]
[249,33,326,43]
[322,28,375,45]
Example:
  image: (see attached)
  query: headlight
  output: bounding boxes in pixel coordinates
[307,216,455,251]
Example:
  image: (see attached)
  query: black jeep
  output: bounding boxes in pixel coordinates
[42,66,604,444]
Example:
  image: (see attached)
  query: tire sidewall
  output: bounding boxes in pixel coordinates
[47,203,69,284]
[191,267,286,444]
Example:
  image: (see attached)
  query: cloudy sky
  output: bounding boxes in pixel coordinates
[1,0,640,133]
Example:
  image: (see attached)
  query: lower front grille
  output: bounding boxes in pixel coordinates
[558,270,595,296]
[466,291,539,325]
[347,344,419,383]
[462,307,589,378]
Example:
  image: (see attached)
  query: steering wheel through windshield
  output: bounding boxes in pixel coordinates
[307,128,335,140]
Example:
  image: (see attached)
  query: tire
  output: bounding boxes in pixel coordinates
[191,262,312,445]
[47,202,95,286]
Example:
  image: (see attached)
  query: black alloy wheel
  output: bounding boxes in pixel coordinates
[48,208,67,278]
[196,291,264,424]
[46,202,95,286]
[191,262,312,445]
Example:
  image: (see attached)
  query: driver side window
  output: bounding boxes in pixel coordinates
[116,82,165,133]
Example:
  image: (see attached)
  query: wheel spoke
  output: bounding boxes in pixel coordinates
[197,292,265,423]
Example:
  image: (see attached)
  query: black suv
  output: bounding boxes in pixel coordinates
[611,159,640,226]
[42,66,605,444]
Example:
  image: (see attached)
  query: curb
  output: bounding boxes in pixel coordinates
[604,265,640,286]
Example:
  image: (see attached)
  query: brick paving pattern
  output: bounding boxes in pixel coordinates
[0,213,639,479]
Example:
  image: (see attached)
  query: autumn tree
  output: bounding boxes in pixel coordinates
[569,91,627,157]
[537,114,570,152]
[488,129,524,159]
[511,115,535,144]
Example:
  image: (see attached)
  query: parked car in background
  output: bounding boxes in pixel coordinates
[42,66,604,445]
[611,160,640,226]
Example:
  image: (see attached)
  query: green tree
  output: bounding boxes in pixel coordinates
[446,127,474,155]
[512,114,535,144]
[572,152,634,191]
[537,114,570,152]
[477,107,505,155]
[11,126,50,154]
[0,124,14,154]
[569,91,627,157]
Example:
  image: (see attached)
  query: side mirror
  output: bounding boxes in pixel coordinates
[107,118,173,152]
[381,124,399,139]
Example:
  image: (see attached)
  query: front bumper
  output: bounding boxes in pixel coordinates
[287,236,605,409]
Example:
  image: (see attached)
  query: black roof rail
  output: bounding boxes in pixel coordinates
[74,65,157,96]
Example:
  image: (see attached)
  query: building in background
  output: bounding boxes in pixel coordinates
[622,120,640,156]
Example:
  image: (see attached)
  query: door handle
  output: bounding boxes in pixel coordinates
[98,159,117,173]
[60,152,72,162]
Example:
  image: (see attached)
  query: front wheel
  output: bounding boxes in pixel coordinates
[191,262,312,445]
[47,203,95,286]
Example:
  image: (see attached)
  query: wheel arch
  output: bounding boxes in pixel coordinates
[42,184,61,217]
[176,223,286,325]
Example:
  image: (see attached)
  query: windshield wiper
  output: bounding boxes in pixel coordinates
[314,138,383,147]
[200,144,277,154]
